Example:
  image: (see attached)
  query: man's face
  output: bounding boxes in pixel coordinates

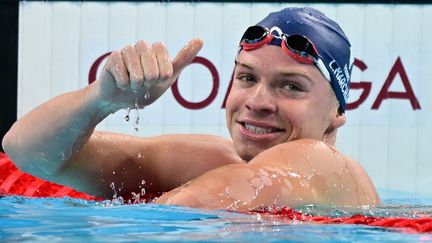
[225,45,345,161]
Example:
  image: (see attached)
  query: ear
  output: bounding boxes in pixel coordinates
[332,111,346,129]
[323,111,346,145]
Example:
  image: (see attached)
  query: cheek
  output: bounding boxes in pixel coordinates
[280,101,326,137]
[315,96,337,122]
[225,89,241,125]
[304,98,336,134]
[225,88,244,112]
[281,102,308,123]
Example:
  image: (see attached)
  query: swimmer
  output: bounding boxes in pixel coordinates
[2,7,380,210]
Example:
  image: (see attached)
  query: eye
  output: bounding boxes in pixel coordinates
[237,74,257,84]
[282,82,303,92]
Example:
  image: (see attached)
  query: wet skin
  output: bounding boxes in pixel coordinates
[155,46,379,209]
[3,38,380,209]
[226,45,345,161]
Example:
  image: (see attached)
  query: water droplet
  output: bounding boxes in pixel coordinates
[144,92,150,100]
[141,188,146,196]
[141,180,146,185]
[112,171,116,175]
[124,107,130,121]
[134,97,140,132]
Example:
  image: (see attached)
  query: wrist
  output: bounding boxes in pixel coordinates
[83,83,122,120]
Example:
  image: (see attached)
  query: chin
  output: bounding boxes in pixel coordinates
[235,146,264,162]
[239,153,256,163]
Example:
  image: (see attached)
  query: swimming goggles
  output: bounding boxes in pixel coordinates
[239,26,331,81]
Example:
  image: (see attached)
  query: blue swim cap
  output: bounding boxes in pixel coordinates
[256,7,353,112]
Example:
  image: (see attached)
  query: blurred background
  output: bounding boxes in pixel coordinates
[1,0,431,197]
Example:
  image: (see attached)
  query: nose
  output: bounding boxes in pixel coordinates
[244,83,277,114]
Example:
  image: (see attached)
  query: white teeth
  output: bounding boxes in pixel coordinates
[244,123,275,134]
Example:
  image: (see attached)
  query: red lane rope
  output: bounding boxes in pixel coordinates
[0,152,100,201]
[250,207,432,233]
[2,152,432,233]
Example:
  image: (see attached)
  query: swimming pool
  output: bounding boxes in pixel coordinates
[1,190,432,242]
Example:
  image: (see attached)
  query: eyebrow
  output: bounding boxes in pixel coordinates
[234,60,313,83]
[234,60,254,70]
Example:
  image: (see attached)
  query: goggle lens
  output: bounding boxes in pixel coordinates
[240,26,269,44]
[284,35,319,60]
[240,26,320,64]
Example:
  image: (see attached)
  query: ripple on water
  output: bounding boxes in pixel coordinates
[1,194,432,242]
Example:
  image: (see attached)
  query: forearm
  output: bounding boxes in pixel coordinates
[2,83,118,175]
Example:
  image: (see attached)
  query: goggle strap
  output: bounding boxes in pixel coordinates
[316,58,331,82]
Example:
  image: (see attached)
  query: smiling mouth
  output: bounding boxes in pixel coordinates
[241,122,284,134]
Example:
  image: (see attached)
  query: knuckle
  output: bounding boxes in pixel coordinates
[145,70,159,81]
[160,69,173,79]
[108,51,121,62]
[122,44,135,53]
[152,41,165,50]
[110,50,121,57]
[136,40,149,51]
[136,73,144,81]
[105,51,122,71]
[133,73,144,83]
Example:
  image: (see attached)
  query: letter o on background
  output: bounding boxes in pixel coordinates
[171,56,219,110]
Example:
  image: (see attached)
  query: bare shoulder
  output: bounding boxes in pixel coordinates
[250,139,381,206]
[250,139,347,170]
[156,139,380,210]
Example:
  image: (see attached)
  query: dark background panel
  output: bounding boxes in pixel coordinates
[0,1,18,152]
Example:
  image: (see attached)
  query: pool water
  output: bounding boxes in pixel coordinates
[1,190,432,242]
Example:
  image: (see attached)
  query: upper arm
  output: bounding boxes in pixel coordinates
[155,159,325,210]
[155,139,380,210]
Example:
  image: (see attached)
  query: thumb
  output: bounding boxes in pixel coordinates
[172,38,203,77]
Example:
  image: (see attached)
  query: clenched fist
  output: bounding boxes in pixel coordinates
[94,38,203,109]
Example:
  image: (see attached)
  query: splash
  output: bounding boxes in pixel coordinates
[109,182,125,205]
[110,182,117,199]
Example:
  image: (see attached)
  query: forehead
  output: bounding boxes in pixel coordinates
[235,45,327,84]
